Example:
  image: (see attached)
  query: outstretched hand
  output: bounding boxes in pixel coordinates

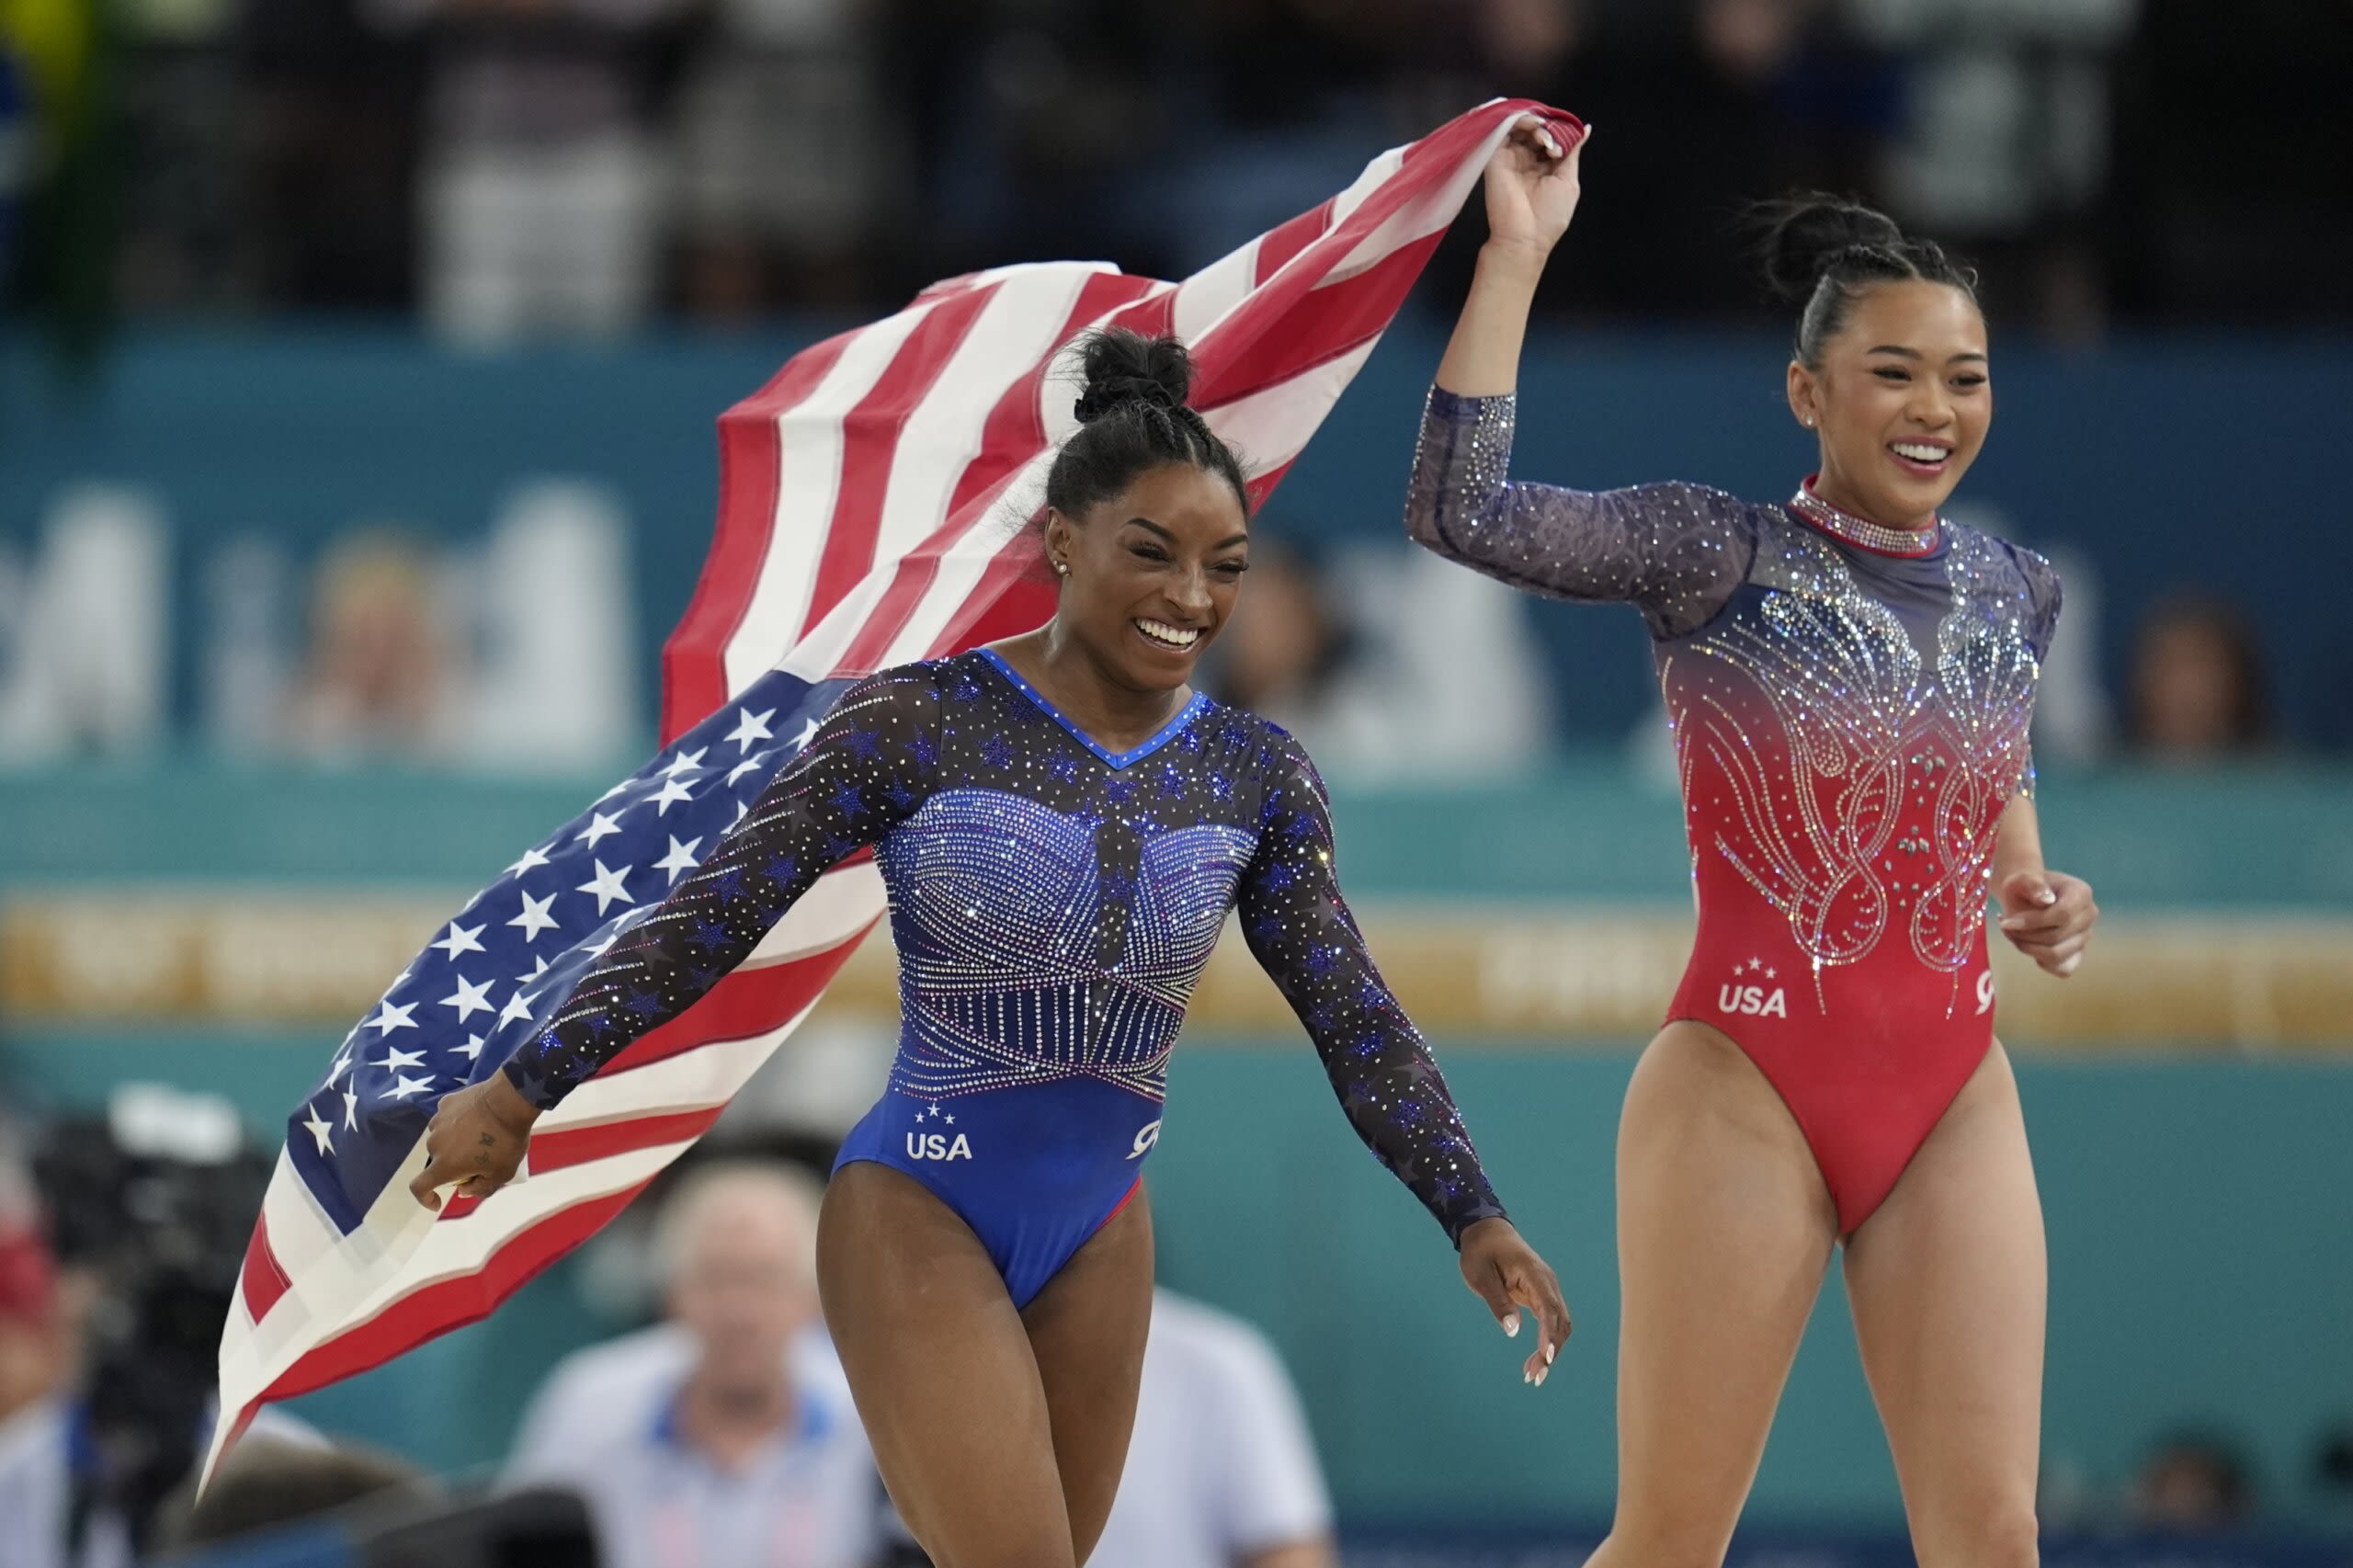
[1458,1218,1572,1387]
[1996,868,2098,977]
[1483,114,1588,264]
[406,1073,540,1211]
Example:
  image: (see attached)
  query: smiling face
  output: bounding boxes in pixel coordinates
[1788,278,1992,529]
[1042,461,1251,695]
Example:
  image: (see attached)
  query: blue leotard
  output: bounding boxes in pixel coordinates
[506,648,1505,1305]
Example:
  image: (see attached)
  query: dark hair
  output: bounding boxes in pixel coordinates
[1044,329,1250,524]
[1754,194,1979,369]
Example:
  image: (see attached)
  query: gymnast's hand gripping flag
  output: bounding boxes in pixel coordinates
[208,98,1584,1479]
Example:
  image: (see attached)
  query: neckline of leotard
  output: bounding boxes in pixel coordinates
[1788,477,1946,559]
[973,647,1210,770]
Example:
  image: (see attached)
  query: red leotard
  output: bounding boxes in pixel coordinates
[1407,389,2061,1232]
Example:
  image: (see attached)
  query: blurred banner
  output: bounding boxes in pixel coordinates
[7,890,2352,1051]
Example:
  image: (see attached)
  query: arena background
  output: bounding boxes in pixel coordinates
[1,1,2349,1563]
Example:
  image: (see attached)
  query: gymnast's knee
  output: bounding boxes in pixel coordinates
[1912,1496,2040,1568]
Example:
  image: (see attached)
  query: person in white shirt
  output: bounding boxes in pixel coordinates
[505,1162,886,1568]
[1086,1290,1338,1568]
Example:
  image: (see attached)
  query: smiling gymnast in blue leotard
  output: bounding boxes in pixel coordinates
[412,328,1572,1568]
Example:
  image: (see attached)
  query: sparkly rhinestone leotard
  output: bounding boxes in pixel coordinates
[506,648,1504,1303]
[1407,389,2061,1231]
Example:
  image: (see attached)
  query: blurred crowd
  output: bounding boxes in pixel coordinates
[0,1102,1348,1568]
[0,0,2347,344]
[2,1096,2348,1566]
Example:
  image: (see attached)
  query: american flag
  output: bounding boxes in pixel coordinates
[208,98,1581,1483]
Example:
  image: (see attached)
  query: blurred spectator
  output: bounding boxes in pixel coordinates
[1087,1290,1336,1568]
[235,0,424,312]
[380,0,701,345]
[151,1436,438,1553]
[671,0,898,319]
[1428,0,1898,322]
[1847,0,2138,340]
[1205,540,1554,780]
[505,1162,890,1568]
[284,528,464,764]
[2124,594,2271,761]
[2131,1432,2253,1533]
[0,1134,86,1568]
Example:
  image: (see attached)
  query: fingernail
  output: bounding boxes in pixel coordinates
[1504,1312,1521,1337]
[2039,890,2057,905]
[1535,1367,1549,1388]
[1545,1343,1557,1366]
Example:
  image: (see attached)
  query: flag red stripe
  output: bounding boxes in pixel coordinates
[1196,243,1445,415]
[942,273,1159,522]
[246,1183,654,1408]
[529,1107,728,1175]
[1253,198,1336,285]
[237,1213,293,1324]
[837,284,1179,675]
[663,331,855,742]
[589,923,878,1081]
[803,284,1002,640]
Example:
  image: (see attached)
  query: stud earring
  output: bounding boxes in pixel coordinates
[1054,560,1070,577]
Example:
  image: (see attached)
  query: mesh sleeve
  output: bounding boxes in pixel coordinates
[1404,386,1757,640]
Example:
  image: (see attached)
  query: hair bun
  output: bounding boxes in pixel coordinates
[1071,328,1197,425]
[1754,193,1907,301]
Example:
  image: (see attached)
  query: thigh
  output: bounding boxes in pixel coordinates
[817,1163,1076,1568]
[1021,1187,1155,1567]
[1593,1021,1839,1568]
[1844,1041,2046,1568]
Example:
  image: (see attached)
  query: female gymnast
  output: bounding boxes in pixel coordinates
[410,329,1571,1568]
[1409,118,2097,1567]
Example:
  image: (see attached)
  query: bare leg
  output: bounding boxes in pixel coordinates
[1586,1022,1840,1568]
[1022,1189,1155,1565]
[819,1164,1149,1568]
[1845,1042,2045,1568]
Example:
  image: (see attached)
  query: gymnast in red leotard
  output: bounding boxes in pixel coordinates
[1409,119,2099,1568]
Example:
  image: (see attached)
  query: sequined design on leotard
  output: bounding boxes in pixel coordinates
[505,649,1505,1252]
[1406,386,2061,1231]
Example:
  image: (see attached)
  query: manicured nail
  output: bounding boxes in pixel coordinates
[2038,890,2057,905]
[1544,1343,1556,1366]
[1535,1367,1549,1388]
[1503,1312,1521,1337]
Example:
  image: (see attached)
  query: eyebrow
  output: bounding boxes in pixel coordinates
[1123,517,1251,550]
[1866,345,1990,364]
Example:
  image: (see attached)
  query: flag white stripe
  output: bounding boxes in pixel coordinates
[870,269,1096,565]
[727,301,939,695]
[1171,238,1264,348]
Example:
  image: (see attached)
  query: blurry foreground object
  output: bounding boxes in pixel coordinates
[505,1162,887,1568]
[153,1435,437,1552]
[2126,593,2272,760]
[28,1091,270,1559]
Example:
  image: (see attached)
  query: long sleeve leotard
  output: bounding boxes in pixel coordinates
[1405,387,2061,1232]
[506,649,1502,1297]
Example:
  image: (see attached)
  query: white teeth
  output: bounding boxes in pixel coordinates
[1134,619,1199,650]
[1892,441,1949,463]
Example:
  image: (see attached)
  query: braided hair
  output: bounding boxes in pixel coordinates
[1044,329,1250,523]
[1755,195,1980,369]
